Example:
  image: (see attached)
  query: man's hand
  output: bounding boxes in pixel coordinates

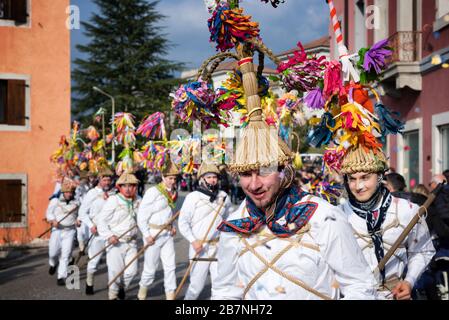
[108,235,119,245]
[391,280,412,300]
[192,240,203,254]
[146,235,155,246]
[170,226,176,237]
[90,225,98,235]
[51,220,59,228]
[76,219,82,227]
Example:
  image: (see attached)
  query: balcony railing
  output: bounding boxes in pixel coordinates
[387,31,422,63]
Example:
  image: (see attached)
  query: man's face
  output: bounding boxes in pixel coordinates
[239,169,281,209]
[348,172,379,202]
[163,176,177,190]
[63,191,73,201]
[118,183,137,199]
[99,176,112,191]
[203,174,218,186]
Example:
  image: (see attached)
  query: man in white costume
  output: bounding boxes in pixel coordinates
[46,180,80,286]
[78,167,115,295]
[137,159,179,300]
[338,147,435,300]
[211,54,377,300]
[178,162,232,299]
[97,172,141,300]
[75,171,98,253]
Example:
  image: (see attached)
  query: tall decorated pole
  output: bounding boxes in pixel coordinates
[326,0,360,82]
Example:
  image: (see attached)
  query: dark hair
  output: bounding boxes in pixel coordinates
[443,169,449,183]
[386,173,406,192]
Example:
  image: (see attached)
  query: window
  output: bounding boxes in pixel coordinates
[0,178,25,224]
[0,79,27,126]
[354,0,367,51]
[437,0,449,19]
[0,0,28,25]
[441,124,449,171]
[403,130,420,187]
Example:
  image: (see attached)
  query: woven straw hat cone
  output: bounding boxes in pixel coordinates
[162,157,180,177]
[229,48,293,173]
[340,146,387,175]
[198,162,220,178]
[61,179,76,192]
[116,172,139,185]
[98,166,114,178]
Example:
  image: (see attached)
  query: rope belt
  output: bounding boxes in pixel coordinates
[377,276,401,292]
[202,238,219,245]
[148,223,172,231]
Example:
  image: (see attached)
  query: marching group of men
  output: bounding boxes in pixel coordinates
[45,160,232,300]
[45,153,437,300]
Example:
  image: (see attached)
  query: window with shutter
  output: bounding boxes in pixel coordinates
[0,80,6,124]
[11,0,27,25]
[0,179,23,223]
[6,79,26,126]
[0,0,11,20]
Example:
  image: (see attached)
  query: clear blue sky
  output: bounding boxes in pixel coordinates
[70,0,330,72]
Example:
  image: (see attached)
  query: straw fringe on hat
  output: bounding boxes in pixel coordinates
[198,162,220,178]
[116,172,139,185]
[229,49,294,173]
[340,146,387,175]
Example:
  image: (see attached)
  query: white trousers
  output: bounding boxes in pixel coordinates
[139,234,176,293]
[184,244,218,300]
[87,234,106,274]
[48,228,76,279]
[106,241,138,294]
[76,222,89,247]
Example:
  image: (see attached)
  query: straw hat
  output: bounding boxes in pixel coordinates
[162,158,180,177]
[229,50,294,173]
[341,146,387,175]
[116,172,139,185]
[61,179,76,193]
[198,162,220,178]
[98,166,114,178]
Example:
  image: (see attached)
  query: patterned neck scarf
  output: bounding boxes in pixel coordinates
[218,186,317,238]
[156,182,177,208]
[348,186,392,282]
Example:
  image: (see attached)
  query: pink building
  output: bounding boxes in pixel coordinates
[0,0,71,245]
[330,0,449,188]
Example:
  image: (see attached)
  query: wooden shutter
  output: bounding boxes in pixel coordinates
[7,79,26,126]
[0,180,23,223]
[11,0,27,25]
[0,80,6,124]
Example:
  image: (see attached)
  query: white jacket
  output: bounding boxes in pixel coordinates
[212,195,377,300]
[97,194,140,241]
[78,187,105,228]
[340,196,435,289]
[46,196,79,228]
[178,190,231,243]
[137,186,176,239]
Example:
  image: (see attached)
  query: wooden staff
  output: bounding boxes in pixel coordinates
[38,206,78,239]
[107,210,181,288]
[174,196,227,299]
[375,183,445,275]
[75,232,95,266]
[88,225,137,261]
